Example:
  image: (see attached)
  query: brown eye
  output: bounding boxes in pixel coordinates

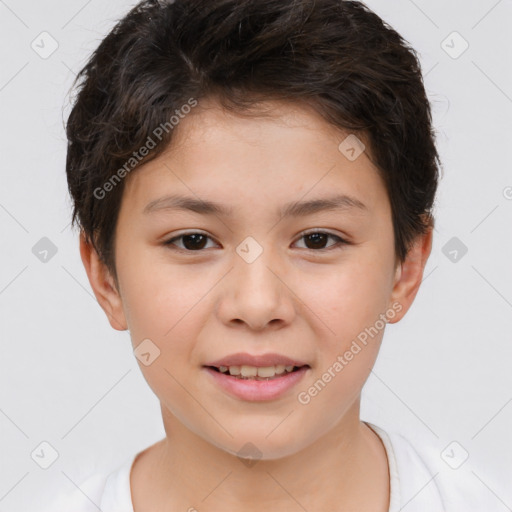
[294,231,347,251]
[163,230,347,253]
[164,232,217,251]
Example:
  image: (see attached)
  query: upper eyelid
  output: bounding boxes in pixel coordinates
[166,228,344,240]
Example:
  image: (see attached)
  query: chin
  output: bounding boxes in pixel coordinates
[210,426,311,462]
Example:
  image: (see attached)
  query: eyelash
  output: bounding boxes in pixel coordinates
[162,230,349,253]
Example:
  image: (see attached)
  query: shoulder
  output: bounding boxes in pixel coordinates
[40,472,110,512]
[367,422,500,512]
[40,454,136,512]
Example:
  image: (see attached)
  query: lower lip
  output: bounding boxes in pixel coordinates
[203,366,309,401]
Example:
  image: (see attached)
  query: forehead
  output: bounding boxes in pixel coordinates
[121,98,388,217]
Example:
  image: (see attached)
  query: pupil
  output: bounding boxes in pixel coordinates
[183,234,207,250]
[306,233,327,249]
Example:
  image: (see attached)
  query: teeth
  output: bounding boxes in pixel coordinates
[257,366,276,378]
[228,365,241,376]
[217,364,300,379]
[240,365,258,377]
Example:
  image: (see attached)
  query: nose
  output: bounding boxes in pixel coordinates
[215,247,296,332]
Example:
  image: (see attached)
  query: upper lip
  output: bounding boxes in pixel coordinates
[204,352,310,368]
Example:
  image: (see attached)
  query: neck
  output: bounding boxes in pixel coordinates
[131,402,389,511]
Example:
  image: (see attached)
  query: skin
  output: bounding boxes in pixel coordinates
[80,98,433,511]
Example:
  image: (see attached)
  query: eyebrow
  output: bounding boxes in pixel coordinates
[143,193,368,217]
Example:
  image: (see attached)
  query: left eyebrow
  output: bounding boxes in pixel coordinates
[280,194,368,217]
[143,193,368,217]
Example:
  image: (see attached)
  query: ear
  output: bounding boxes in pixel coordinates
[387,225,433,324]
[79,232,128,331]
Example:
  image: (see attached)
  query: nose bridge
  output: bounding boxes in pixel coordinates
[220,237,295,329]
[234,238,281,301]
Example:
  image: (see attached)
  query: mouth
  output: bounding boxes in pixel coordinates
[205,364,309,381]
[203,363,310,401]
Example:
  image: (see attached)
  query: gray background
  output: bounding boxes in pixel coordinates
[0,0,511,510]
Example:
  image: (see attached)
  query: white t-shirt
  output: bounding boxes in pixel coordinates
[41,422,496,511]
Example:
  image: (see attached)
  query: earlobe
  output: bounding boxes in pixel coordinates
[79,232,128,331]
[387,227,433,324]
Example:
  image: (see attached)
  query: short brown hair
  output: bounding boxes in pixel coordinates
[65,0,440,284]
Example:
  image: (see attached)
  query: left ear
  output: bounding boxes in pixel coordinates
[387,225,433,324]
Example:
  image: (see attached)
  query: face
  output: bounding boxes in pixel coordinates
[83,98,431,460]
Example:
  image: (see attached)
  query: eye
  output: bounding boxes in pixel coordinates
[293,230,348,251]
[163,230,348,253]
[163,231,218,252]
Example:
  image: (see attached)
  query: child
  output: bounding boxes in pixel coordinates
[46,0,496,510]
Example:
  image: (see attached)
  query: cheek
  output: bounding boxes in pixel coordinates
[118,246,206,338]
[300,254,392,340]
[293,253,392,406]
[120,264,208,408]
[119,259,215,394]
[295,265,388,418]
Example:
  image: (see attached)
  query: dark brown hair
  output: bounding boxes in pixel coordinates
[65,0,440,285]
